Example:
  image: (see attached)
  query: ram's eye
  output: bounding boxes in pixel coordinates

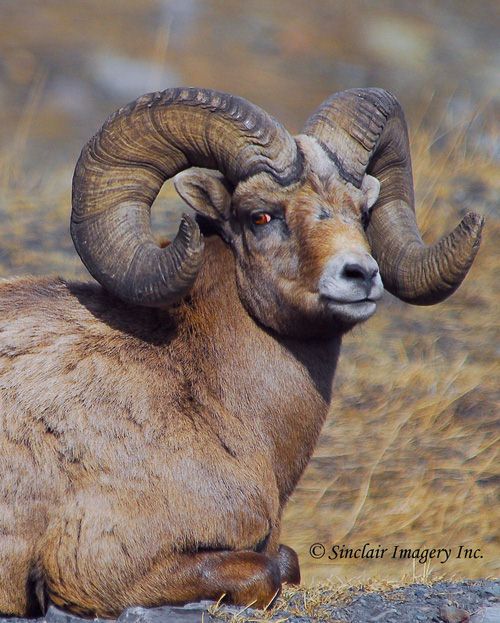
[251,212,273,226]
[318,206,331,220]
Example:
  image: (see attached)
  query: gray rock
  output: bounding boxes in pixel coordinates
[45,607,96,623]
[469,606,500,623]
[117,602,218,623]
[0,603,220,623]
[1,580,499,623]
[413,586,427,598]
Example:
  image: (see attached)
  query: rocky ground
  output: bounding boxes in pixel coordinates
[1,580,499,623]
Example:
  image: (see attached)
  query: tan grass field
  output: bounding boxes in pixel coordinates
[0,0,498,594]
[283,120,500,584]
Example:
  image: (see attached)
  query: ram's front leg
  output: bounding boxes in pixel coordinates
[126,544,299,610]
[44,542,283,616]
[40,491,292,617]
[127,549,283,611]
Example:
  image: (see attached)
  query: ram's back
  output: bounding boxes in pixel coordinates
[0,277,185,520]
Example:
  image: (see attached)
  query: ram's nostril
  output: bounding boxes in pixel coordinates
[343,263,370,282]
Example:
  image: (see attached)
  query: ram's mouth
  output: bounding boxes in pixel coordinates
[320,296,378,305]
[320,296,378,322]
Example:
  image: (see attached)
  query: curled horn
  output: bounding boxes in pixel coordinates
[302,88,484,304]
[71,88,302,307]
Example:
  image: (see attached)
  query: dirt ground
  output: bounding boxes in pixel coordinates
[1,579,499,622]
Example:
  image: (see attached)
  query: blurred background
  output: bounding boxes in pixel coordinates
[0,0,498,584]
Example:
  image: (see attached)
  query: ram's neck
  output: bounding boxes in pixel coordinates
[179,235,341,504]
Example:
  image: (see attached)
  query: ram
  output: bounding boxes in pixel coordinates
[0,88,483,617]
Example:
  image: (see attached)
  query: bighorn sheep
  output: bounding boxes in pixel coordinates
[0,88,483,617]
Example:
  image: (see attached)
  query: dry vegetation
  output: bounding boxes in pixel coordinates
[208,574,440,622]
[283,116,499,584]
[0,1,498,607]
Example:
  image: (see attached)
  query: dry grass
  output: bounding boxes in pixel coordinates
[283,114,499,584]
[207,571,453,621]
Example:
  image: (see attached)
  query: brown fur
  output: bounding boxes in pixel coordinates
[0,137,380,616]
[0,237,341,616]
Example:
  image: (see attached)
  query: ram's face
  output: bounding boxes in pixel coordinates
[73,88,483,315]
[175,137,383,337]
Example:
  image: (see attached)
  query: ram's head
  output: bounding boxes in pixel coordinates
[71,88,483,335]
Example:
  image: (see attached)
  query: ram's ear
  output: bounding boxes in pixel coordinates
[174,169,232,222]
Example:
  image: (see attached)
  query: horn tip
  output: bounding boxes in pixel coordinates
[461,210,485,235]
[177,212,204,260]
[411,211,485,306]
[457,211,485,258]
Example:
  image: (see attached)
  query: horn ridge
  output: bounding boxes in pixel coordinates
[72,88,300,306]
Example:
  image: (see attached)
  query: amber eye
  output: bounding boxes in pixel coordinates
[251,212,273,226]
